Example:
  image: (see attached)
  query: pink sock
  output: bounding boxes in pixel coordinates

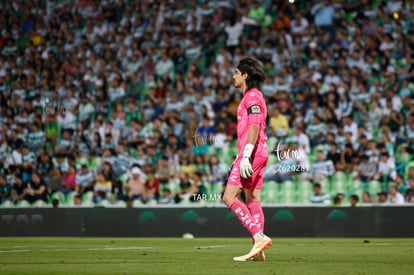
[229,199,262,237]
[247,200,264,231]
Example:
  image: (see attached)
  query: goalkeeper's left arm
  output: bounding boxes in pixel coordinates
[240,125,259,178]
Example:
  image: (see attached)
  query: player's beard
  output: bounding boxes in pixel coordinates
[233,79,240,88]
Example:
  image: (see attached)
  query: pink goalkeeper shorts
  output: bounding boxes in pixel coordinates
[227,156,268,190]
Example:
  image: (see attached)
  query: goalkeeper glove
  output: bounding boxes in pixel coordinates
[240,144,254,178]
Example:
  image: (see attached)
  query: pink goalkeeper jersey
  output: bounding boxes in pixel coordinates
[237,87,268,158]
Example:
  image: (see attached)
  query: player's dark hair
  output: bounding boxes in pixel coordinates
[237,58,266,91]
[350,194,359,202]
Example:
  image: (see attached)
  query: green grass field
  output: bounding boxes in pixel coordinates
[0,238,413,275]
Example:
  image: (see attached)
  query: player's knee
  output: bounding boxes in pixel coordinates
[245,191,260,202]
[246,198,258,205]
[222,192,236,207]
[246,195,260,202]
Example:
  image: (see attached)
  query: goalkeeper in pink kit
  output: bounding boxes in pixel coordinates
[222,58,271,261]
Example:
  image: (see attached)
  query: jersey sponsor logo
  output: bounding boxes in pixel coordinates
[247,105,261,114]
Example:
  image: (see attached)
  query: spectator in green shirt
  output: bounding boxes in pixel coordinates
[0,174,11,204]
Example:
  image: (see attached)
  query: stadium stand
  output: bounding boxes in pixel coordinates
[0,0,413,208]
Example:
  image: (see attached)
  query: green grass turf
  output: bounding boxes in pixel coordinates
[0,238,413,275]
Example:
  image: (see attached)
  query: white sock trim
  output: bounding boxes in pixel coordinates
[253,232,264,242]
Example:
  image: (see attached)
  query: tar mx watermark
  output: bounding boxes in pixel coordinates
[191,193,222,201]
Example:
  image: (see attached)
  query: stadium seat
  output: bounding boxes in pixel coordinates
[208,182,223,195]
[167,180,180,194]
[297,180,313,204]
[132,199,143,207]
[1,200,13,208]
[82,192,94,205]
[275,181,294,204]
[267,137,277,153]
[369,180,383,194]
[82,200,93,207]
[354,186,364,199]
[146,199,157,206]
[16,200,30,207]
[50,191,66,204]
[329,172,344,194]
[208,146,217,156]
[308,147,317,163]
[118,173,130,186]
[284,180,295,204]
[65,192,78,205]
[277,183,286,204]
[100,200,113,207]
[115,200,127,207]
[267,154,278,168]
[351,180,362,192]
[261,180,276,203]
[32,200,48,207]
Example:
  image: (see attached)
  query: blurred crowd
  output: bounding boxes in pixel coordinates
[0,0,414,207]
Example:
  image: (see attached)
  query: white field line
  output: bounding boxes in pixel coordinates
[194,245,238,249]
[293,242,392,246]
[0,246,153,253]
[0,245,239,253]
[0,249,31,253]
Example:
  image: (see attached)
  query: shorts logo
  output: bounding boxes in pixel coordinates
[230,175,237,182]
